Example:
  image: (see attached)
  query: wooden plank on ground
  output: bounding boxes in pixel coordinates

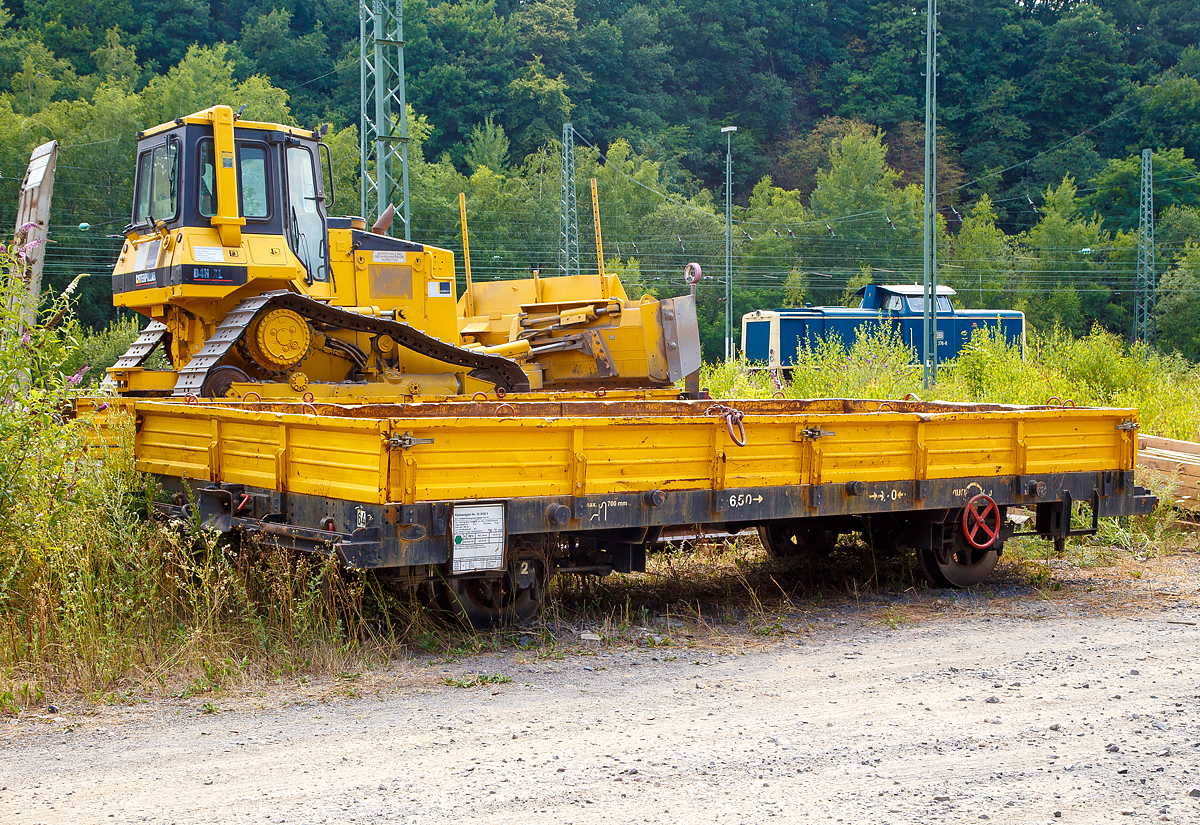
[1139,434,1200,457]
[1137,435,1200,512]
[1138,454,1200,481]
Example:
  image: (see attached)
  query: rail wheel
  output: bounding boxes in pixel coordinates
[918,541,999,588]
[757,523,839,558]
[201,365,251,398]
[444,561,544,628]
[918,498,1002,588]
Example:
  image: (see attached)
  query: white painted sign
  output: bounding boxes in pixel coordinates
[193,245,224,263]
[373,250,407,264]
[450,504,505,573]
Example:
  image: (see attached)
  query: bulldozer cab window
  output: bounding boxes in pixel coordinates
[133,138,179,226]
[285,145,327,282]
[198,140,269,220]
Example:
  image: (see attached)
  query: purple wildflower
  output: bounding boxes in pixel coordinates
[20,331,30,346]
[67,364,89,386]
[18,238,45,257]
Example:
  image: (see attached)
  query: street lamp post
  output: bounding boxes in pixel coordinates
[721,125,737,361]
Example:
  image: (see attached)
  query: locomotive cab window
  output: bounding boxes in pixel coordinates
[198,140,270,220]
[132,137,180,226]
[907,296,953,313]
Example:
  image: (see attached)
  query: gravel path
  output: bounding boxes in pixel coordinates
[4,570,1200,824]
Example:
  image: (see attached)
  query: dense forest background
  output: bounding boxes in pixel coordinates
[1,0,1199,361]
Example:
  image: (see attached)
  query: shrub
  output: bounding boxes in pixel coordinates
[0,243,385,709]
[60,315,145,387]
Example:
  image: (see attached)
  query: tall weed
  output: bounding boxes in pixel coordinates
[0,246,389,709]
[710,322,1199,440]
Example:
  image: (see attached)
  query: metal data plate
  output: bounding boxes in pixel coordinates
[658,294,702,382]
[450,503,506,573]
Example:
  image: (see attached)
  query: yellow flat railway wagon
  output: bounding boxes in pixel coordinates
[89,107,1155,626]
[102,394,1154,625]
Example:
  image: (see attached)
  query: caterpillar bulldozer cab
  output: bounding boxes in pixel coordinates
[107,106,700,400]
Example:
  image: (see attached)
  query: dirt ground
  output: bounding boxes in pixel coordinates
[3,552,1200,825]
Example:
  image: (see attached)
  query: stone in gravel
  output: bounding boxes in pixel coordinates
[1188,787,1200,798]
[934,795,951,802]
[1054,812,1062,818]
[580,631,601,641]
[1130,669,1139,675]
[985,696,1000,704]
[1106,744,1121,753]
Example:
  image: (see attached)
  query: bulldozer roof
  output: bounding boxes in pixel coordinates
[138,106,319,141]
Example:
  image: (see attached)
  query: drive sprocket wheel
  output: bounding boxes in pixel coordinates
[244,308,311,372]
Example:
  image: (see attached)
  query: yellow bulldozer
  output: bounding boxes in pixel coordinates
[106,106,700,400]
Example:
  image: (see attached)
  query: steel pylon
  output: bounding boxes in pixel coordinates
[1134,148,1156,346]
[360,0,409,239]
[559,123,580,277]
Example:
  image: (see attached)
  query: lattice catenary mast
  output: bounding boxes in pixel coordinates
[360,0,410,239]
[1134,148,1156,347]
[559,123,580,277]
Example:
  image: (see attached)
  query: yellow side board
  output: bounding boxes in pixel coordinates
[119,399,1139,507]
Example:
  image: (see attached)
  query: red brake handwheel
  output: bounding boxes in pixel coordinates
[962,493,1000,550]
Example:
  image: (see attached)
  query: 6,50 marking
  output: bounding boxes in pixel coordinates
[729,493,765,508]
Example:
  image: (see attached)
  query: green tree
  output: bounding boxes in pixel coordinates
[503,56,571,161]
[1031,5,1126,143]
[407,0,518,163]
[140,44,291,127]
[239,7,331,126]
[1120,56,1200,161]
[1156,243,1200,360]
[768,117,876,197]
[1158,205,1200,263]
[1020,176,1120,335]
[464,115,510,175]
[1086,149,1200,233]
[90,28,140,93]
[806,129,926,291]
[8,41,79,114]
[512,0,591,94]
[947,195,1017,309]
